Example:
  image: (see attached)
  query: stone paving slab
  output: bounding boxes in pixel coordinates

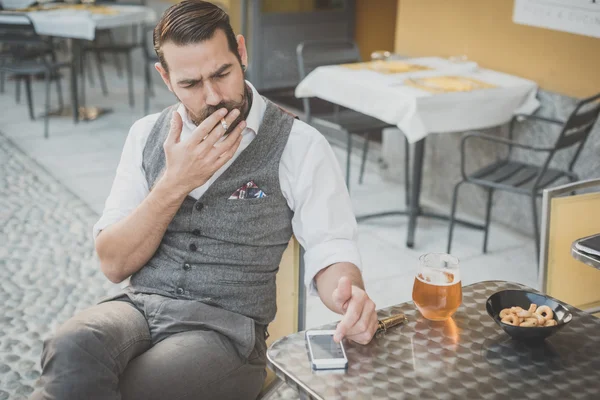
[0,133,121,399]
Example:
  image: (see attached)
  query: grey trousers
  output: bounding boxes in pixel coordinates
[30,290,268,400]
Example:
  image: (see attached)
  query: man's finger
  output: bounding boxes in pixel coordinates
[165,111,183,145]
[212,131,244,170]
[341,298,375,338]
[347,311,379,345]
[189,108,228,144]
[204,108,241,147]
[332,276,352,312]
[213,120,246,155]
[334,294,364,343]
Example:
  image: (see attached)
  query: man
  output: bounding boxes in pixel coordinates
[31,1,377,399]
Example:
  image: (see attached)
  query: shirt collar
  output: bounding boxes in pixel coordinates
[177,80,264,135]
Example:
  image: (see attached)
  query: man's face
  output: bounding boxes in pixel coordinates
[157,29,248,128]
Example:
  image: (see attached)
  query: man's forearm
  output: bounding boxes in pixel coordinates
[314,262,364,314]
[95,174,188,283]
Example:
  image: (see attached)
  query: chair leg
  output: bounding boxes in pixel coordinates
[447,181,464,254]
[24,76,35,120]
[50,52,64,110]
[483,189,494,253]
[145,61,155,97]
[79,51,86,109]
[107,31,124,77]
[144,64,150,115]
[359,132,370,185]
[346,131,352,191]
[85,52,95,86]
[126,52,134,108]
[0,71,5,94]
[404,136,410,207]
[15,76,21,103]
[94,50,109,96]
[44,70,51,138]
[531,194,540,262]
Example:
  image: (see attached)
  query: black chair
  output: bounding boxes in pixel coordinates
[82,1,147,108]
[296,40,410,195]
[447,92,600,259]
[0,15,71,138]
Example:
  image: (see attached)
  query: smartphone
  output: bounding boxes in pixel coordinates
[305,330,348,370]
[575,234,600,257]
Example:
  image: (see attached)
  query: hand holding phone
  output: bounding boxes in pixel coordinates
[306,330,348,370]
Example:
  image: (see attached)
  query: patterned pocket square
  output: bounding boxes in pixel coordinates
[229,180,267,199]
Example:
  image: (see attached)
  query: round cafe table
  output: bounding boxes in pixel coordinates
[267,281,600,399]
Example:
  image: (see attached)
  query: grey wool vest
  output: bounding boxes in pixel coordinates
[130,99,295,325]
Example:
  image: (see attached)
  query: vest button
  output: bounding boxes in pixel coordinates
[192,229,201,236]
[183,263,191,270]
[189,243,197,252]
[195,203,204,212]
[176,287,184,295]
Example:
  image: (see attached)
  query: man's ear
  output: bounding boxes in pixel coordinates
[155,62,173,93]
[236,34,248,69]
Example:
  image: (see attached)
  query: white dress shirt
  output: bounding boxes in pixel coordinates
[93,82,362,295]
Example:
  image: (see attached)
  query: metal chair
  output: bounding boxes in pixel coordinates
[0,15,71,138]
[296,40,410,194]
[447,92,600,259]
[0,16,61,117]
[82,0,146,108]
[538,178,600,315]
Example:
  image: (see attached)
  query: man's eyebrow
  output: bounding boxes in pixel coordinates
[176,64,233,86]
[177,77,201,86]
[209,63,233,79]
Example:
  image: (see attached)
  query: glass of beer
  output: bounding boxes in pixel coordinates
[412,253,462,321]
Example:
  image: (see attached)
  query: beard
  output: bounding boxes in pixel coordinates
[187,83,251,135]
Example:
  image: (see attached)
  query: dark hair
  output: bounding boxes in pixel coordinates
[153,0,240,72]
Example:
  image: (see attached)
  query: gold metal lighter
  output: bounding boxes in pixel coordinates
[375,313,408,337]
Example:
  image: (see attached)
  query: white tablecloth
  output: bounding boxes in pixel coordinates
[0,5,156,40]
[295,57,540,143]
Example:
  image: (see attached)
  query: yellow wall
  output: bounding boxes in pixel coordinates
[355,0,398,61]
[394,0,600,98]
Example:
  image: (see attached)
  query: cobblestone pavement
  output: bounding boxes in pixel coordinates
[0,133,300,399]
[0,133,120,399]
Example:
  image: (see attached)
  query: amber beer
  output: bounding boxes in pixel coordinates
[412,254,462,321]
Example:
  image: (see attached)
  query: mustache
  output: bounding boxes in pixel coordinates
[196,99,244,122]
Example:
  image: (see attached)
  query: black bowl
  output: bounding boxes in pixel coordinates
[486,290,572,341]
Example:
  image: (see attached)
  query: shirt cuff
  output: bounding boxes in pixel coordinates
[303,239,362,296]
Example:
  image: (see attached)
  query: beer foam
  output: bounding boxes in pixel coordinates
[417,267,461,286]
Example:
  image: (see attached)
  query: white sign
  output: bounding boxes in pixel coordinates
[513,0,600,39]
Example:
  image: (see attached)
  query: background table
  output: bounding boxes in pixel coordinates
[267,281,600,399]
[0,4,155,40]
[295,57,540,248]
[295,57,539,144]
[0,4,157,121]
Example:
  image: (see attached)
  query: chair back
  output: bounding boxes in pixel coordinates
[526,93,600,191]
[0,14,44,50]
[539,179,600,315]
[296,39,361,120]
[258,237,302,398]
[554,93,600,169]
[143,23,158,62]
